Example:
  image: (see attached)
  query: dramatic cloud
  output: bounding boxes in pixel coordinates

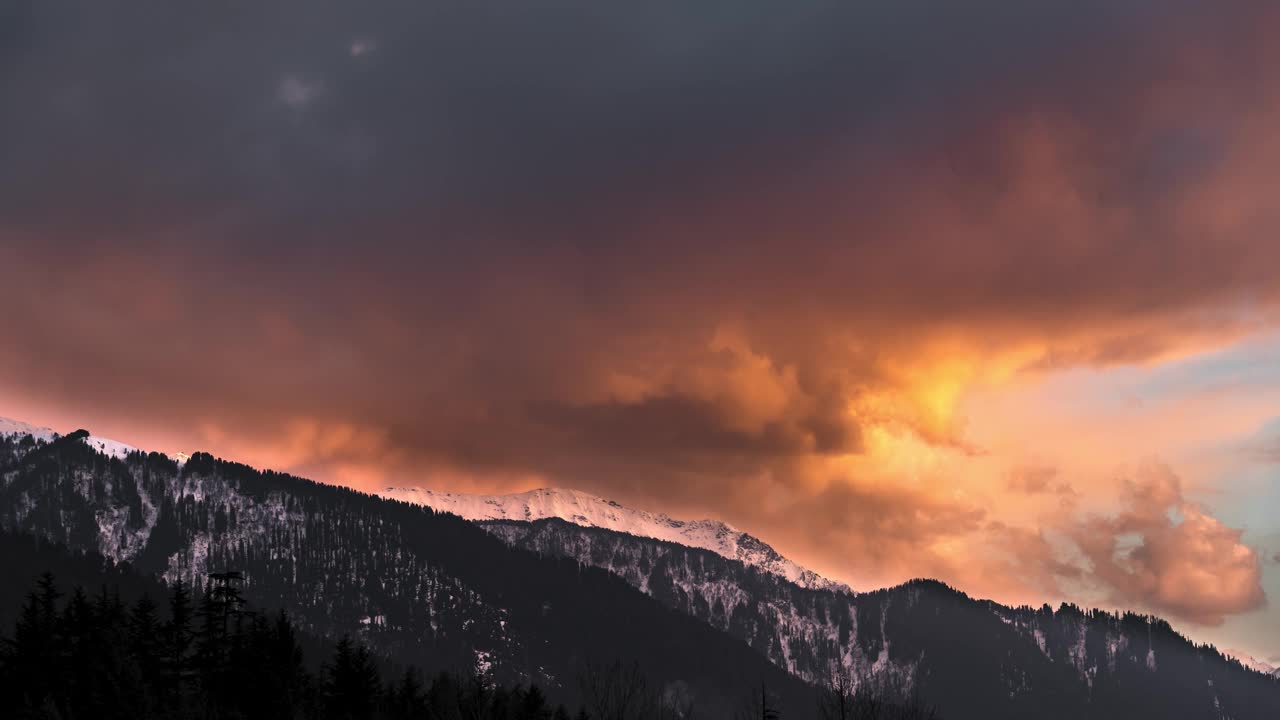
[2,0,1278,632]
[1067,466,1264,626]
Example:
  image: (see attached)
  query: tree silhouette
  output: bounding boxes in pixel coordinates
[736,680,781,720]
[162,578,195,710]
[817,666,941,720]
[323,635,382,720]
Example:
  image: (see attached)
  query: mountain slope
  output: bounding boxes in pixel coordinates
[0,426,816,715]
[1224,649,1277,676]
[482,517,1280,720]
[0,529,340,677]
[5,419,1279,719]
[381,486,847,592]
[0,416,156,461]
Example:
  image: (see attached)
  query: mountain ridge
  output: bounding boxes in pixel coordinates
[478,516,1280,718]
[1,417,845,594]
[381,485,849,593]
[4,415,1280,718]
[0,421,817,715]
[1225,648,1279,677]
[0,416,187,464]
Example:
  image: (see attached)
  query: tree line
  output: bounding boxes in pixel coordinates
[0,570,940,720]
[0,571,577,720]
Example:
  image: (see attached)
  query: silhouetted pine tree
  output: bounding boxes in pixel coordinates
[162,578,195,713]
[3,580,59,711]
[519,681,555,717]
[324,635,381,720]
[737,681,781,720]
[388,667,427,720]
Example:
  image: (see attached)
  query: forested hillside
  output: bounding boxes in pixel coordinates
[484,518,1280,720]
[0,430,816,716]
[0,532,599,719]
[4,428,1279,719]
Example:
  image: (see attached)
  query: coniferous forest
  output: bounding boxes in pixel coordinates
[0,570,941,720]
[0,567,581,720]
[0,535,945,720]
[0,433,821,716]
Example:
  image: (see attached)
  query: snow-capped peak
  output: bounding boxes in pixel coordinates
[0,415,185,463]
[0,417,58,442]
[1223,649,1277,676]
[380,486,850,593]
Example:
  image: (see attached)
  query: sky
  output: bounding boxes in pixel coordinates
[2,0,1280,662]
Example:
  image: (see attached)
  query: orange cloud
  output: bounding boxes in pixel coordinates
[1068,465,1265,625]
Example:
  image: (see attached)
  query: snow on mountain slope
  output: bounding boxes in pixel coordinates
[1225,649,1277,675]
[381,486,850,592]
[0,417,58,442]
[0,415,185,463]
[81,434,144,460]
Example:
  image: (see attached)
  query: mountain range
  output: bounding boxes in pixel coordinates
[380,486,848,593]
[2,416,1279,718]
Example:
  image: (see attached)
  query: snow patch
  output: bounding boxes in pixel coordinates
[83,435,143,460]
[473,649,494,678]
[1032,629,1047,657]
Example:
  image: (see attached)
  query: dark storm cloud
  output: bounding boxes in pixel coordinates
[0,0,1180,231]
[1,0,1277,623]
[3,0,1276,464]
